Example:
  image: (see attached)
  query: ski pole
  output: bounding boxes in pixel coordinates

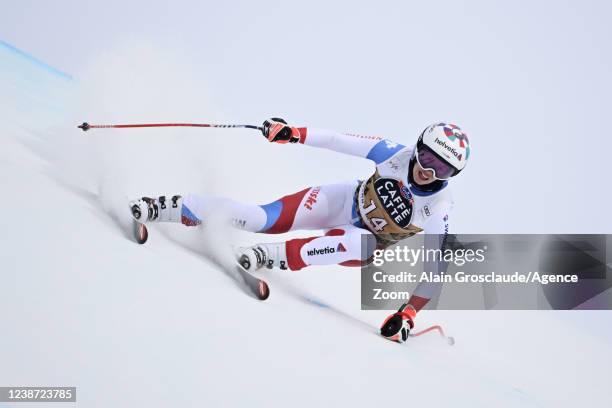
[77,122,263,132]
[409,325,455,345]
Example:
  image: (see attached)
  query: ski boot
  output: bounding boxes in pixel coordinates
[130,195,183,224]
[235,243,289,272]
[236,245,269,272]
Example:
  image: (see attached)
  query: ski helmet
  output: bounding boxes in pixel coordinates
[414,123,470,180]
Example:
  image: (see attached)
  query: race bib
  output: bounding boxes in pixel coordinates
[358,173,423,243]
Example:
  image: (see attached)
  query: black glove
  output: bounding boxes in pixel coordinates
[380,303,416,343]
[262,117,300,144]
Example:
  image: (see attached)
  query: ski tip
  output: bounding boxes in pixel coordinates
[258,280,270,301]
[234,264,270,301]
[78,122,90,131]
[133,221,148,244]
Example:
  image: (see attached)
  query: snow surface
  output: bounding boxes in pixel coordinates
[1,41,611,408]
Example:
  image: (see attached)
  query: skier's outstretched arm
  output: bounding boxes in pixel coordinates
[261,118,406,164]
[379,209,452,343]
[408,208,452,312]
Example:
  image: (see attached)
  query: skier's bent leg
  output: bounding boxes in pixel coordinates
[286,225,377,270]
[239,225,376,272]
[234,182,357,234]
[131,182,357,233]
[181,194,269,231]
[130,194,269,232]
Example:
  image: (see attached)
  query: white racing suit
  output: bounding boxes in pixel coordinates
[176,128,452,311]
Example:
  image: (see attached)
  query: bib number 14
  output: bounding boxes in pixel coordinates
[362,200,388,232]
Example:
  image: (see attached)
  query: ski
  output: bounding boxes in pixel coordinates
[133,220,148,244]
[129,199,149,244]
[234,264,270,300]
[129,202,269,300]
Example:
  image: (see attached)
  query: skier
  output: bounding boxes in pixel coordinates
[130,118,470,342]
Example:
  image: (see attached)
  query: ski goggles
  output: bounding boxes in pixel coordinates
[414,145,458,180]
